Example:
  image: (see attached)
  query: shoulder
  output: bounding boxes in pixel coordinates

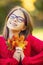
[27,34,39,40]
[25,34,33,43]
[27,34,43,43]
[0,35,5,39]
[26,34,33,40]
[0,35,6,43]
[26,34,42,41]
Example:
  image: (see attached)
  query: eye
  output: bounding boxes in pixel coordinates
[18,17,25,22]
[18,19,22,23]
[10,14,16,19]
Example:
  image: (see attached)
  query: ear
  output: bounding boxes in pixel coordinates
[21,26,26,31]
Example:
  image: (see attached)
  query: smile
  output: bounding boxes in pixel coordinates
[11,22,17,26]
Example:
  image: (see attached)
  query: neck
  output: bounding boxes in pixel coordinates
[9,29,20,39]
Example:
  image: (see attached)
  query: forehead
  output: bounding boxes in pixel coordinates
[11,9,25,18]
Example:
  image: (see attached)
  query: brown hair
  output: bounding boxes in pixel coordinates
[3,6,33,40]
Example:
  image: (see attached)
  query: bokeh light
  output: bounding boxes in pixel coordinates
[21,0,36,11]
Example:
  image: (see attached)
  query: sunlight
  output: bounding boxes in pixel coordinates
[21,0,36,11]
[33,28,43,41]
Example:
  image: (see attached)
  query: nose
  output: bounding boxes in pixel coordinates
[14,18,17,22]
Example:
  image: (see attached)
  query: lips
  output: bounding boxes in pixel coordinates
[11,22,17,26]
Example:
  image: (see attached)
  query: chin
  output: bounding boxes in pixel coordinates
[11,29,20,32]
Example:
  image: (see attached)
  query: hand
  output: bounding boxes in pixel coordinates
[13,47,22,62]
[20,50,25,61]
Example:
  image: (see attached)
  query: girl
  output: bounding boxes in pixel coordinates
[0,6,43,65]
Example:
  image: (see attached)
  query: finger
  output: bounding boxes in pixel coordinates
[16,47,22,51]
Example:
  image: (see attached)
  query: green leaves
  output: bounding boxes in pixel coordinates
[34,0,43,11]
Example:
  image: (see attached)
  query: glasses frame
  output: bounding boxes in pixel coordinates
[9,14,25,23]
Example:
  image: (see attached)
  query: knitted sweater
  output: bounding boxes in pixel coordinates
[0,34,43,65]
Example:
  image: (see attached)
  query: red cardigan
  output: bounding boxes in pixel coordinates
[0,34,43,65]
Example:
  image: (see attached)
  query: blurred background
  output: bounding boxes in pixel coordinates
[0,0,43,40]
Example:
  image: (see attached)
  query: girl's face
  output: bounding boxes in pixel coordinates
[7,10,25,31]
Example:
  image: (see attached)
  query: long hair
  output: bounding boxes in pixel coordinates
[3,6,33,40]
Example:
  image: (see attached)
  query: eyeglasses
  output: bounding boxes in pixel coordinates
[9,14,25,23]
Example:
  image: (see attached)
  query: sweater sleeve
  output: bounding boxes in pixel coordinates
[22,35,43,65]
[0,58,18,65]
[22,51,43,65]
[30,35,43,52]
[26,34,43,53]
[0,36,19,65]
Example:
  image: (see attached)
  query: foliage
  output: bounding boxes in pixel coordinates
[34,0,43,11]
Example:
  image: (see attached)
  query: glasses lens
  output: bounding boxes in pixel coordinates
[10,14,16,19]
[10,14,25,22]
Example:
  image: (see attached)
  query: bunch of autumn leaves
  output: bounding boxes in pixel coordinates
[7,35,28,50]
